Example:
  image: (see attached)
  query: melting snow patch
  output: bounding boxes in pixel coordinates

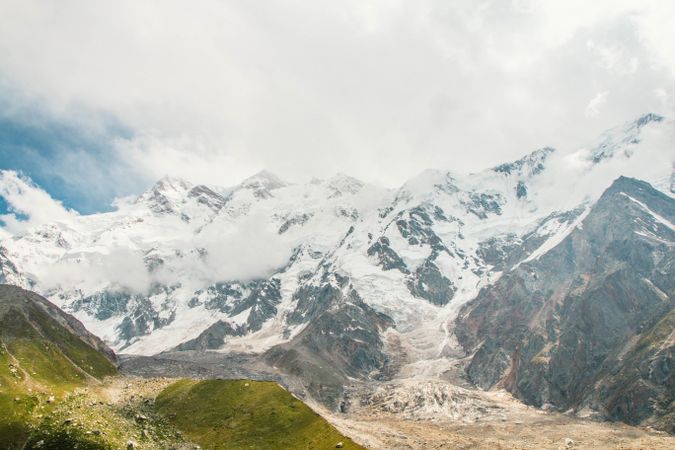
[621,193,675,231]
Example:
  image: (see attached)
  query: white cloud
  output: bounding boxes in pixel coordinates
[0,170,78,234]
[195,213,294,285]
[38,247,151,294]
[0,0,673,191]
[145,212,295,288]
[585,91,610,117]
[528,119,675,212]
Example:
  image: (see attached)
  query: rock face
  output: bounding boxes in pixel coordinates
[455,177,674,430]
[266,273,393,408]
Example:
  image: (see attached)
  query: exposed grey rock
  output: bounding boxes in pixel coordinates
[516,181,527,199]
[476,206,586,271]
[0,247,23,286]
[176,279,282,351]
[140,177,190,215]
[394,205,452,251]
[455,177,674,430]
[72,291,135,321]
[493,147,555,177]
[230,278,282,332]
[278,213,312,234]
[116,296,176,346]
[187,185,228,211]
[200,283,244,312]
[336,207,359,220]
[461,191,505,219]
[406,258,456,306]
[268,275,393,408]
[367,237,409,274]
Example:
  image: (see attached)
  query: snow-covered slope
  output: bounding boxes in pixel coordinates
[0,114,672,368]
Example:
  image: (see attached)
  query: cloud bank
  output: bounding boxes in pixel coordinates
[0,0,673,203]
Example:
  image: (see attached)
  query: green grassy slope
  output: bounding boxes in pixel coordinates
[0,285,117,449]
[155,379,365,450]
[0,286,364,449]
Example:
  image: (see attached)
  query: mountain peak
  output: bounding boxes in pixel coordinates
[635,112,664,128]
[492,147,555,177]
[136,176,193,213]
[149,176,192,195]
[325,173,365,197]
[589,113,668,164]
[603,175,668,200]
[604,175,648,194]
[240,170,288,199]
[596,176,675,227]
[241,170,287,188]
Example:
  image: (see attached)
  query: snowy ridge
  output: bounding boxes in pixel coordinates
[0,114,673,366]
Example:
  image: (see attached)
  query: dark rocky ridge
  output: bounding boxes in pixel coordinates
[266,273,393,408]
[176,279,282,351]
[455,177,674,432]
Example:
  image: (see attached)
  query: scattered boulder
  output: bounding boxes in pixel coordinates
[336,442,344,448]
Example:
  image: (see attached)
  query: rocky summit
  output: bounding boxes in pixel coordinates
[0,114,674,441]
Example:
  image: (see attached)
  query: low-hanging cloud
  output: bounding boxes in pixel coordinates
[0,168,294,293]
[37,247,151,295]
[0,170,78,234]
[149,212,296,289]
[584,92,609,118]
[198,213,294,285]
[527,119,675,211]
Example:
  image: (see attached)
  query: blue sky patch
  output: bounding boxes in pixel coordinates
[0,100,142,215]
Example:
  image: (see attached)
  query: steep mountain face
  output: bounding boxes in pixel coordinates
[455,177,674,430]
[0,114,673,427]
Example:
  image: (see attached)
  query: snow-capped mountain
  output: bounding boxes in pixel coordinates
[0,114,673,424]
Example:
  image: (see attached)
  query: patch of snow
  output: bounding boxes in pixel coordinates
[621,193,675,231]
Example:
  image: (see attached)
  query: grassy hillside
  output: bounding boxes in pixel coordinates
[0,286,118,449]
[0,286,364,449]
[155,379,364,450]
[7,377,365,450]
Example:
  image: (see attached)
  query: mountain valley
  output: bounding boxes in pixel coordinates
[0,114,674,448]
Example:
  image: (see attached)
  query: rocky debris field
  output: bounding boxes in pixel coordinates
[322,383,675,449]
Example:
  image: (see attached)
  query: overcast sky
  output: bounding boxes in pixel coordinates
[1,0,674,212]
